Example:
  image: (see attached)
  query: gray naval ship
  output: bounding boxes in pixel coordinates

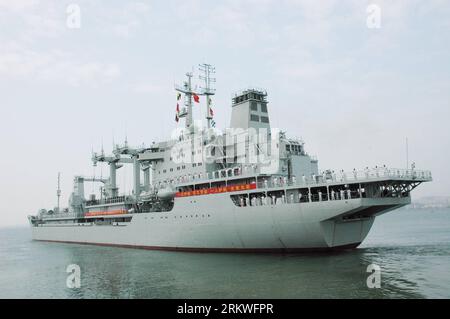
[29,64,432,252]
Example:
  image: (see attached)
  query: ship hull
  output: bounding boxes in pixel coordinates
[31,195,409,252]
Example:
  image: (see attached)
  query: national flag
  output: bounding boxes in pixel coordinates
[211,120,216,128]
[193,94,200,103]
[177,93,182,101]
[175,104,180,123]
[209,107,214,117]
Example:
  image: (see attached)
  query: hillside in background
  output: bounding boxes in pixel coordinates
[409,196,450,209]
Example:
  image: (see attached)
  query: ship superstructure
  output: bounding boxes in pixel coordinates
[28,65,432,252]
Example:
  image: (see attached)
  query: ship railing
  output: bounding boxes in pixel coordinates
[255,168,432,189]
[154,166,432,192]
[41,212,78,219]
[321,168,433,184]
[155,164,259,189]
[85,195,129,207]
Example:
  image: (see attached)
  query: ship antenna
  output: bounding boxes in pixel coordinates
[406,137,409,169]
[99,163,103,199]
[101,139,105,157]
[112,130,115,150]
[57,172,61,213]
[199,63,216,128]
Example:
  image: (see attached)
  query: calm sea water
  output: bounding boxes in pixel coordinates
[1,208,449,299]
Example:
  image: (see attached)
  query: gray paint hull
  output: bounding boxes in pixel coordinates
[31,195,407,252]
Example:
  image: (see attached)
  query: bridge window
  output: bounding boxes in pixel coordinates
[251,114,260,122]
[261,103,267,113]
[261,116,269,123]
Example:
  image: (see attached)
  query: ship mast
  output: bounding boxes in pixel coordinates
[175,65,216,131]
[199,63,216,128]
[175,72,195,131]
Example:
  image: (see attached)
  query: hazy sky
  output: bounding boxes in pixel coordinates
[1,0,449,226]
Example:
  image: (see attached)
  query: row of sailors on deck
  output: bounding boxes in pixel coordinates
[301,165,392,184]
[243,165,394,189]
[272,167,384,186]
[262,165,391,187]
[154,164,417,190]
[238,194,290,207]
[236,189,356,206]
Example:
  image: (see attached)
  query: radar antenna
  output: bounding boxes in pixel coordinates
[56,172,61,213]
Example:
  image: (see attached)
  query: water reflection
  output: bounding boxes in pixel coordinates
[1,208,449,299]
[58,244,429,299]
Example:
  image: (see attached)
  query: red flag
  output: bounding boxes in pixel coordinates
[175,104,180,122]
[193,94,200,103]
